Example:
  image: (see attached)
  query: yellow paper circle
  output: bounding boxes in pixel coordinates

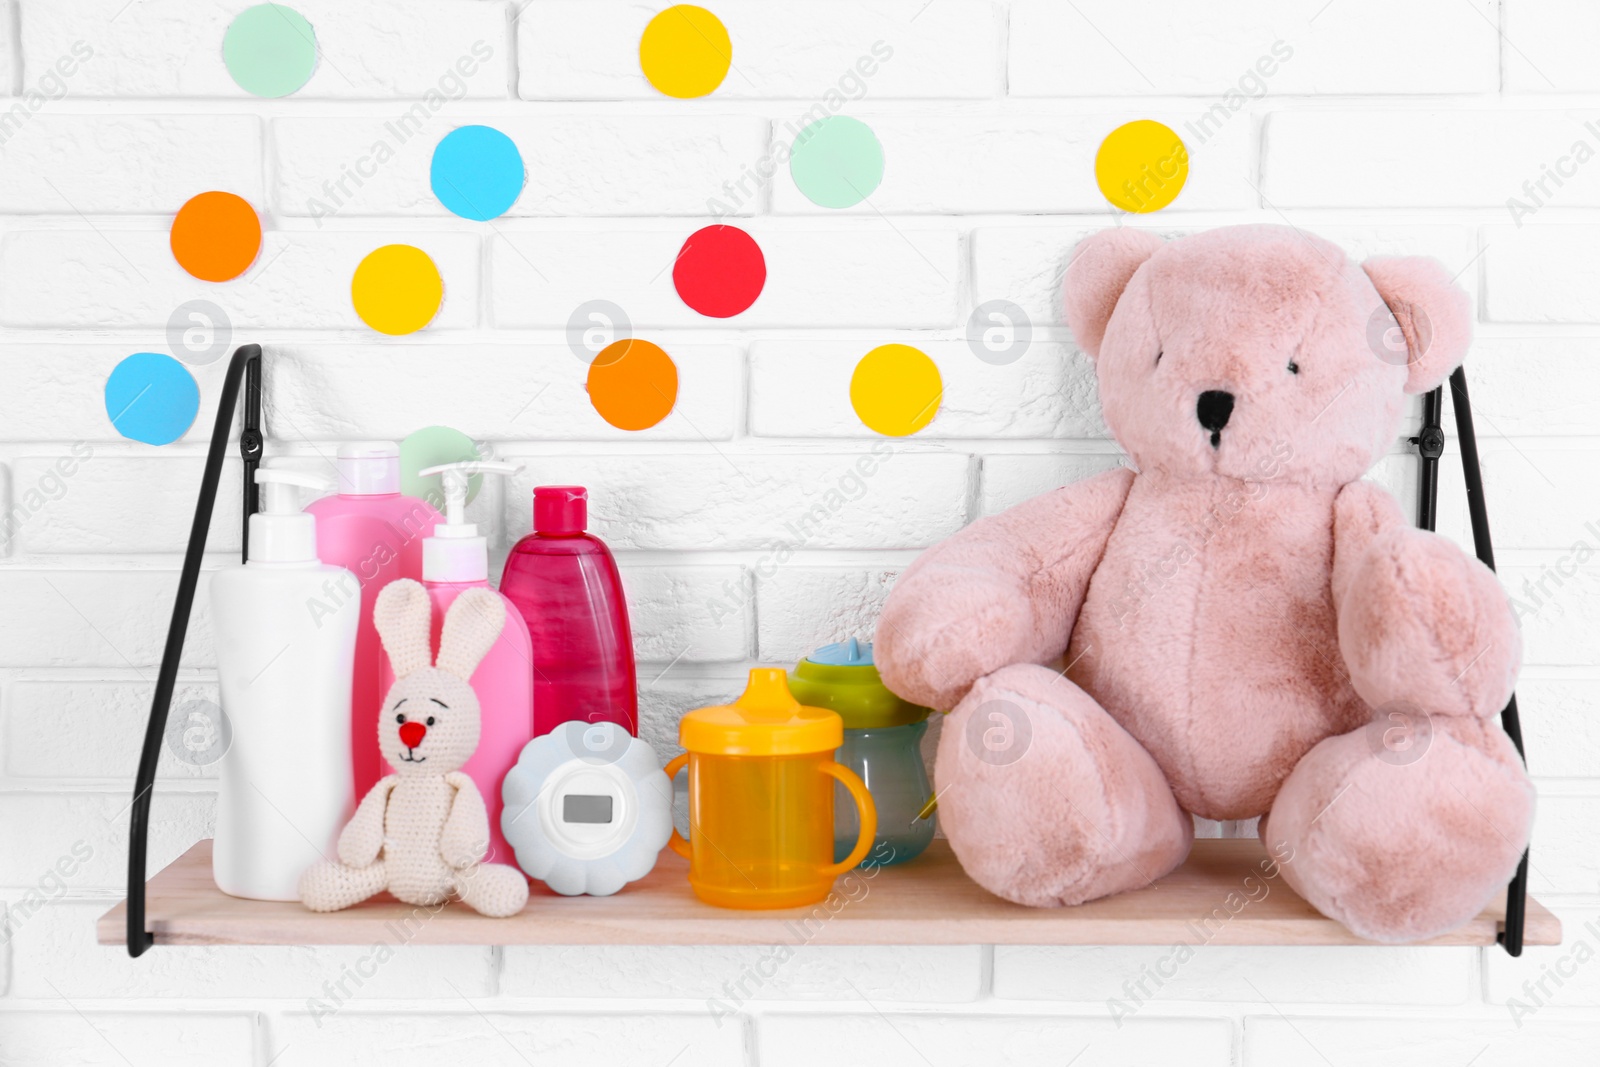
[850,344,942,437]
[1095,120,1189,213]
[639,5,732,99]
[351,244,443,335]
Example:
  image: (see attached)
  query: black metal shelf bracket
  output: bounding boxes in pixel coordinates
[1413,369,1530,957]
[126,343,262,957]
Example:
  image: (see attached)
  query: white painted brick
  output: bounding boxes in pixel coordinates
[1243,1016,1600,1066]
[0,347,236,443]
[979,453,1126,515]
[972,224,1477,334]
[0,1011,253,1067]
[23,0,508,99]
[1504,0,1600,93]
[0,569,215,669]
[1266,110,1600,208]
[502,944,982,1001]
[769,110,1254,214]
[621,564,751,663]
[489,226,960,329]
[0,115,260,213]
[1503,563,1600,666]
[1010,0,1497,96]
[268,344,741,442]
[1480,446,1600,550]
[1469,337,1600,436]
[0,230,480,330]
[8,900,494,999]
[11,456,241,554]
[3,680,219,782]
[1519,678,1600,780]
[1486,904,1600,1011]
[272,1011,745,1067]
[500,451,970,550]
[1529,792,1600,897]
[994,944,1473,1004]
[760,1014,1232,1067]
[0,791,209,891]
[1484,224,1600,323]
[516,0,1000,100]
[274,115,768,218]
[749,341,1102,439]
[636,675,746,761]
[756,566,899,663]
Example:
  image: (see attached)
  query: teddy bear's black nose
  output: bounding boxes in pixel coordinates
[1196,391,1234,446]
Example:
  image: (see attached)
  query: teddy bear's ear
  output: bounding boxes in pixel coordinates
[1062,228,1164,359]
[1361,256,1474,395]
[374,578,433,679]
[436,587,506,682]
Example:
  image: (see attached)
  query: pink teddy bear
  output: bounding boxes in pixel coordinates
[876,224,1533,942]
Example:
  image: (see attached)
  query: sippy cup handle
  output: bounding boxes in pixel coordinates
[663,754,691,859]
[819,761,877,877]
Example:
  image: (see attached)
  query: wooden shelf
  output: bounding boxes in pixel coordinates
[100,839,1560,948]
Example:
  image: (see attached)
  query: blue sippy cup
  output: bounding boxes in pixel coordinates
[788,639,935,867]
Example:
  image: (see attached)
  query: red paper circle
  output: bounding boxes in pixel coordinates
[672,225,767,318]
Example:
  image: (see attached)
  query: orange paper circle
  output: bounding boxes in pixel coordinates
[170,191,262,282]
[588,339,678,430]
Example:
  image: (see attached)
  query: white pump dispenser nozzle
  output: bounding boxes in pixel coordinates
[251,466,332,564]
[418,461,523,583]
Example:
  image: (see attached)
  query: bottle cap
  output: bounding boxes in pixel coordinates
[534,485,587,535]
[250,463,331,564]
[335,441,400,496]
[419,461,522,583]
[788,639,931,730]
[678,668,843,757]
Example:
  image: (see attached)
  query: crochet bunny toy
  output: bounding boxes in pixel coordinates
[300,579,529,918]
[877,224,1533,943]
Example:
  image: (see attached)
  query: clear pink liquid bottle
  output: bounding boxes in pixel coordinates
[306,442,442,802]
[378,462,533,869]
[501,486,638,736]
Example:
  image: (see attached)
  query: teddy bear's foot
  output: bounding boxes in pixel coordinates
[299,859,388,912]
[1339,526,1520,720]
[1263,714,1533,942]
[935,663,1192,907]
[454,862,530,917]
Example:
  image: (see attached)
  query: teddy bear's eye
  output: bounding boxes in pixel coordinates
[1287,360,1300,375]
[1155,350,1164,366]
[425,716,436,727]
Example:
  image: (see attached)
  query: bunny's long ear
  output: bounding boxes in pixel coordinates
[375,579,434,679]
[436,587,506,681]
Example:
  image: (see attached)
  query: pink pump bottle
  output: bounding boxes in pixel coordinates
[500,486,638,736]
[378,461,533,869]
[306,442,443,802]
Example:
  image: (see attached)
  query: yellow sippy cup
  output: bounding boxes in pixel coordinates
[664,668,877,909]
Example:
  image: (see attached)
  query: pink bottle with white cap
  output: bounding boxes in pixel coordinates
[379,461,533,869]
[500,486,638,736]
[306,442,443,801]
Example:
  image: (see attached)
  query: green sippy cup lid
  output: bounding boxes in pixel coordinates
[787,639,931,730]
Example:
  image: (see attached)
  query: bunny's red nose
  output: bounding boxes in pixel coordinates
[399,721,427,749]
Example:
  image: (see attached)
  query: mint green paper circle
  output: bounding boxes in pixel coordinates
[400,426,482,509]
[223,4,318,98]
[789,116,885,209]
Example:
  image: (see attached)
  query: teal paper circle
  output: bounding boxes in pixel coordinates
[223,4,318,98]
[789,116,885,209]
[432,126,526,221]
[105,353,200,446]
[400,426,483,508]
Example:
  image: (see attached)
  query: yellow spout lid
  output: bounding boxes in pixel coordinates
[679,668,844,756]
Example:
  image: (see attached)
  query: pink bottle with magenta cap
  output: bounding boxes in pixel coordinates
[500,486,638,736]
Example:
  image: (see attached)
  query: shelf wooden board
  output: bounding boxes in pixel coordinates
[100,838,1560,948]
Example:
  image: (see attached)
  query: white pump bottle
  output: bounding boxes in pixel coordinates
[211,464,359,901]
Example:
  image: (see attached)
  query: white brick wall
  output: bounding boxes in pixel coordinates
[1,2,1596,1065]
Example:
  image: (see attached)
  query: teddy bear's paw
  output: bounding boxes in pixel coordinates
[298,859,389,912]
[876,577,1037,710]
[1338,527,1521,721]
[934,663,1192,907]
[1263,717,1532,943]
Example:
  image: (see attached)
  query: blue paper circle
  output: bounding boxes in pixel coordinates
[430,125,525,221]
[105,353,200,445]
